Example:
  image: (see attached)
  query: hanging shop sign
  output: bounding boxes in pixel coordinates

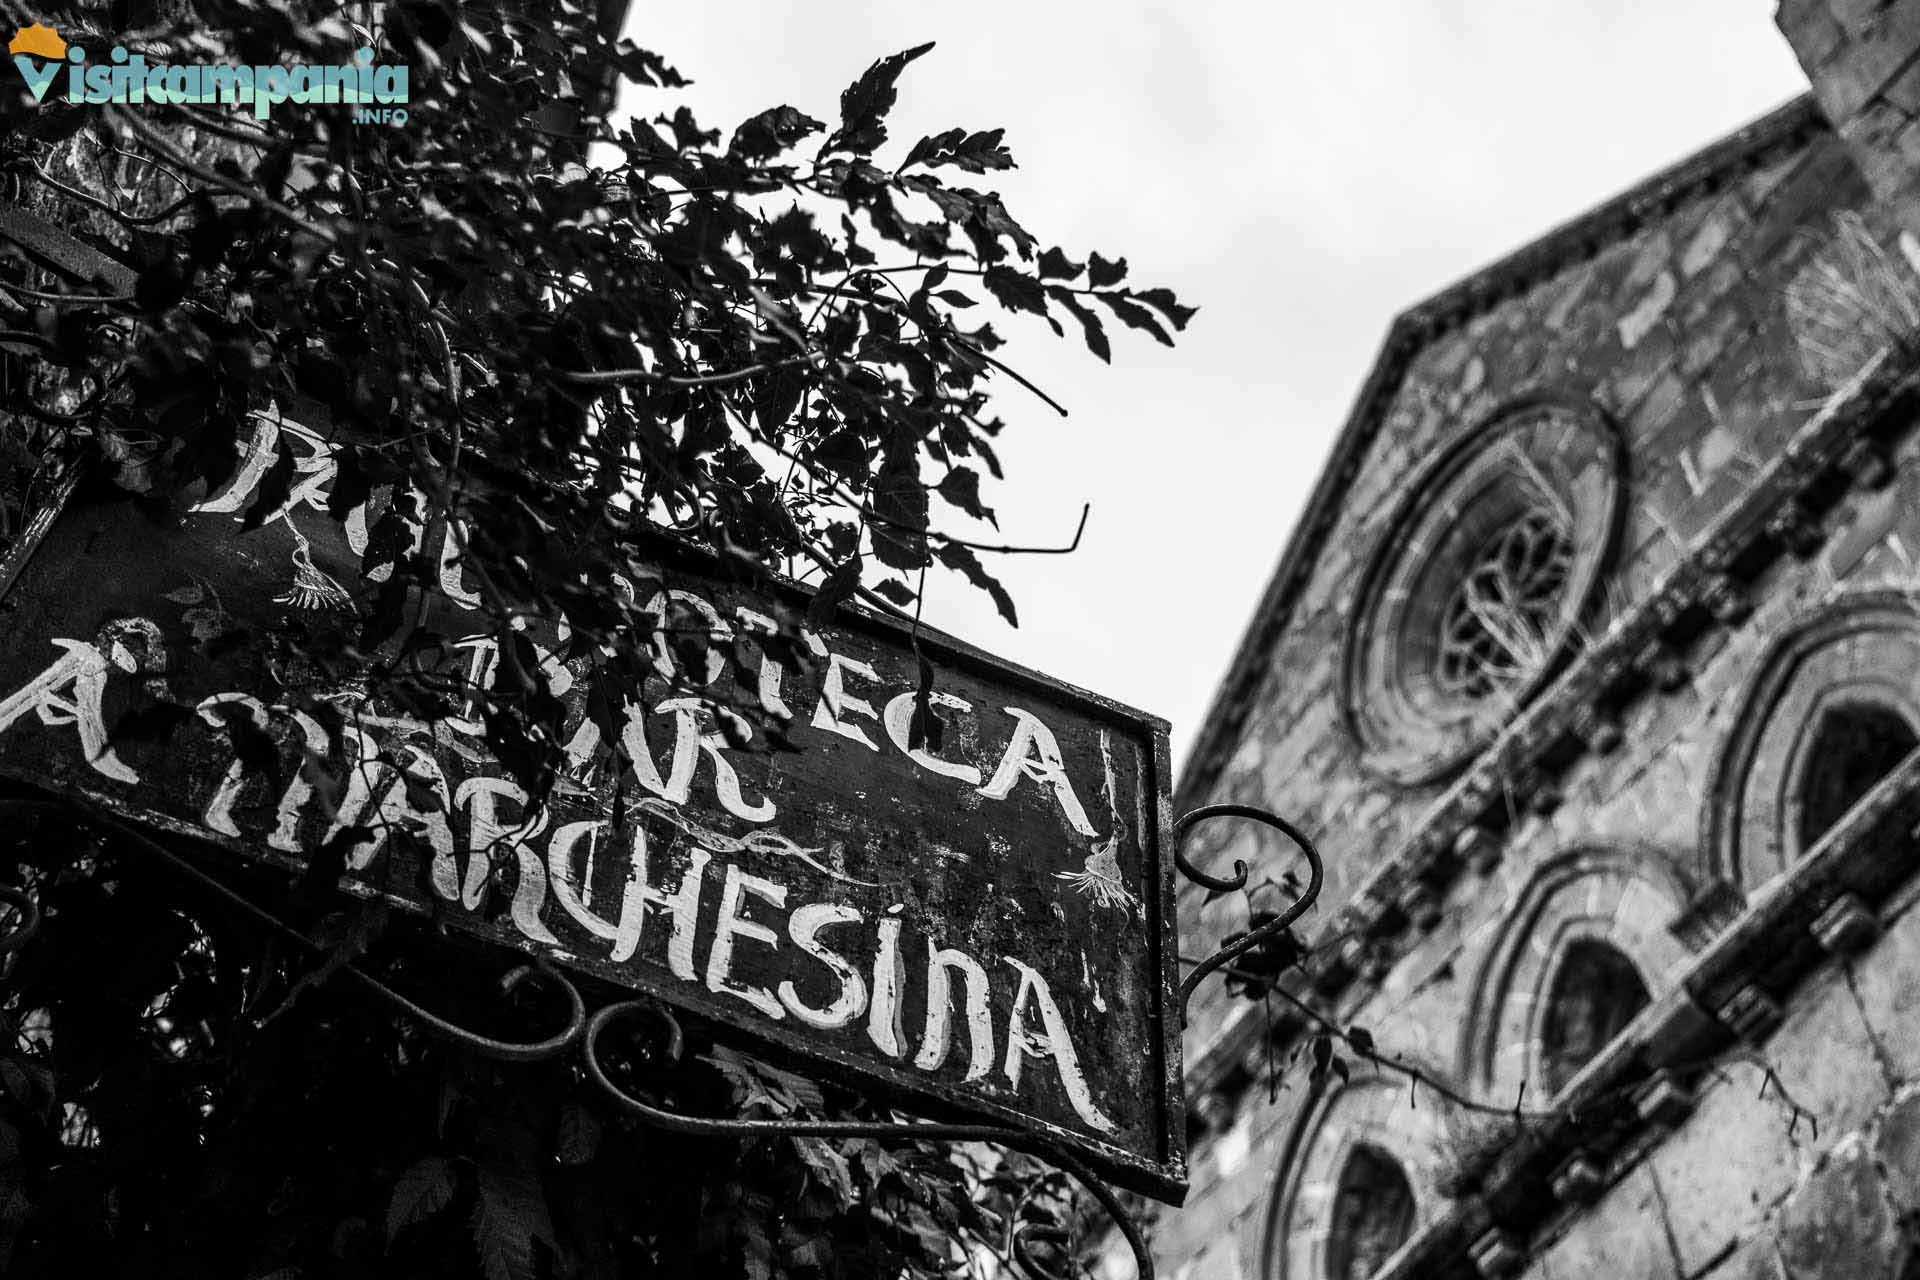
[0,414,1187,1201]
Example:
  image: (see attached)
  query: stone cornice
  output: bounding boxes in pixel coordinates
[1183,347,1919,1105]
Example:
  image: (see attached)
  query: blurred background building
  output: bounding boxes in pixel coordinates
[1137,4,1920,1278]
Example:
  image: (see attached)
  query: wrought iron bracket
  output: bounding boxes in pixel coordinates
[1173,802,1325,1022]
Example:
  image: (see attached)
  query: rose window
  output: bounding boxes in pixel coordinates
[1341,397,1623,784]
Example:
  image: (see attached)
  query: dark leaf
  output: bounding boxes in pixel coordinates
[1087,252,1128,288]
[1052,289,1111,363]
[241,436,297,530]
[908,650,943,753]
[729,105,824,160]
[134,257,190,313]
[901,126,1014,173]
[611,40,687,88]
[871,578,917,607]
[825,42,935,155]
[386,1157,457,1242]
[1037,247,1084,281]
[807,553,862,628]
[471,1165,547,1280]
[327,447,374,523]
[870,435,929,571]
[1131,286,1198,331]
[981,266,1047,317]
[1099,292,1174,346]
[935,466,992,523]
[555,1105,601,1166]
[934,543,1016,626]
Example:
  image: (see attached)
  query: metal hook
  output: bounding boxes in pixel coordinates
[1172,803,1324,1020]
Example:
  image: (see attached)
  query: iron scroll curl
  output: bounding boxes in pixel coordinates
[1173,803,1325,1020]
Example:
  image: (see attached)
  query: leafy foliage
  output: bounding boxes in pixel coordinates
[0,0,1191,1275]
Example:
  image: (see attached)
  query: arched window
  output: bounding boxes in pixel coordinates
[1700,595,1920,891]
[1796,701,1919,851]
[1325,1146,1416,1280]
[1538,940,1650,1096]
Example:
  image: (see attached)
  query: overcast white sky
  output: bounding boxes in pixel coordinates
[614,3,1808,765]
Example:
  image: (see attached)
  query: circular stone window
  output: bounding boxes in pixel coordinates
[1342,395,1624,785]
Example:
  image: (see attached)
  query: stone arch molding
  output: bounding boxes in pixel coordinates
[1459,844,1693,1101]
[1261,1071,1458,1280]
[1700,591,1920,896]
[1340,391,1627,786]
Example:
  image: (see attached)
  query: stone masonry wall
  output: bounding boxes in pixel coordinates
[1779,0,1920,236]
[1158,54,1920,1280]
[1179,119,1897,1063]
[1147,414,1920,1277]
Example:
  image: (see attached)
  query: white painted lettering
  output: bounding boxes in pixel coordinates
[867,913,908,1058]
[1002,956,1117,1134]
[978,708,1097,835]
[882,690,982,784]
[915,939,995,1081]
[777,902,868,1030]
[547,819,649,962]
[808,637,882,751]
[705,864,787,1018]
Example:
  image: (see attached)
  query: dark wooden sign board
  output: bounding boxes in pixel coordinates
[0,420,1188,1202]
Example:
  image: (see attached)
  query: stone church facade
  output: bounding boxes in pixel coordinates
[1123,5,1920,1278]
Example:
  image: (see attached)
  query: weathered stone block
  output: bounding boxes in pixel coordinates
[1619,272,1680,350]
[1550,1152,1607,1205]
[1719,1233,1789,1280]
[1682,204,1745,278]
[1470,1227,1525,1277]
[1812,894,1880,955]
[1534,1165,1680,1279]
[1769,964,1894,1140]
[1848,894,1920,1081]
[1776,1136,1902,1280]
[1872,1085,1920,1211]
[1718,983,1785,1042]
[1646,1062,1803,1274]
[1777,1,1848,72]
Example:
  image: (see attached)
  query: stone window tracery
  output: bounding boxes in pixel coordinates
[1325,1146,1417,1280]
[1433,507,1577,701]
[1342,396,1623,785]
